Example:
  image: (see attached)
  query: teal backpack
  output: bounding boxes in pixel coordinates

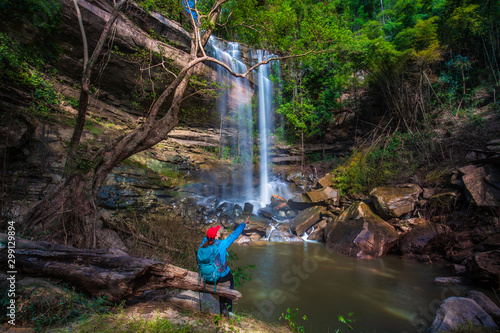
[196,240,226,292]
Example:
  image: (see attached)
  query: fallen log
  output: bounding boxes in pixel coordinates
[0,233,241,302]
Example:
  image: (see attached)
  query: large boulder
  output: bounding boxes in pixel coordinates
[465,250,500,287]
[239,221,267,243]
[290,206,326,236]
[398,220,449,254]
[287,193,315,210]
[467,290,500,325]
[430,297,498,332]
[459,164,500,207]
[304,187,340,206]
[370,184,422,219]
[325,201,399,259]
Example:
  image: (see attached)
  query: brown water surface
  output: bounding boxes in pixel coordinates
[231,242,472,333]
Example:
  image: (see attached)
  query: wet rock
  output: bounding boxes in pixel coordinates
[307,220,327,242]
[434,276,469,286]
[325,201,399,259]
[201,196,220,214]
[241,221,266,242]
[216,202,241,218]
[465,250,500,288]
[459,164,500,207]
[235,235,253,244]
[430,297,498,332]
[304,187,339,206]
[467,290,500,325]
[370,184,422,219]
[451,264,466,275]
[271,195,287,206]
[398,220,449,254]
[257,207,274,219]
[290,206,326,236]
[243,202,254,215]
[268,224,303,242]
[401,253,444,263]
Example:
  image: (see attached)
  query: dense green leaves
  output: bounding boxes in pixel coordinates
[0,0,62,60]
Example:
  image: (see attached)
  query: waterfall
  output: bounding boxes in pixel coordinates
[207,37,290,210]
[207,37,254,203]
[256,50,273,205]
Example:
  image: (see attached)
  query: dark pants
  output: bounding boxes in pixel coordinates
[218,271,234,315]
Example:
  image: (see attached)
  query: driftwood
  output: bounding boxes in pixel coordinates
[0,234,241,302]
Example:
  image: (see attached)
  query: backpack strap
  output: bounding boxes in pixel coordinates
[213,240,220,293]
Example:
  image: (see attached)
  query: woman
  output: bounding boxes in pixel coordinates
[199,218,247,317]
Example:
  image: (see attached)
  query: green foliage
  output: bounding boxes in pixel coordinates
[279,307,307,333]
[0,280,110,332]
[0,0,62,60]
[336,312,355,332]
[0,30,62,121]
[135,0,184,23]
[448,321,499,333]
[331,132,420,195]
[436,54,472,106]
[227,249,256,288]
[57,311,197,333]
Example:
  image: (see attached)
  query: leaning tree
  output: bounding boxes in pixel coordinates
[21,0,316,248]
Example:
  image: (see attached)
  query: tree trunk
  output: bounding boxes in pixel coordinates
[22,172,98,248]
[0,233,242,301]
[20,0,270,247]
[70,0,128,147]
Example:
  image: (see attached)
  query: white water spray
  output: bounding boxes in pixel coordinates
[256,50,274,205]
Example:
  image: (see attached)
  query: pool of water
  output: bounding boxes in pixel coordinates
[230,242,473,333]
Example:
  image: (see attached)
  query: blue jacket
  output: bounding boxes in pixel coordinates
[199,223,246,277]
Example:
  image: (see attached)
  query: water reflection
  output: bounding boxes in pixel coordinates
[231,242,471,333]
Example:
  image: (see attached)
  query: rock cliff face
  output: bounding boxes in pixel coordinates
[55,0,218,124]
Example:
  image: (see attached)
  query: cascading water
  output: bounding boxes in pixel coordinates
[254,50,293,206]
[207,37,254,203]
[207,37,293,210]
[256,50,273,205]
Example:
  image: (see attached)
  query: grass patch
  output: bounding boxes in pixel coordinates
[55,312,198,333]
[448,321,499,333]
[0,278,111,332]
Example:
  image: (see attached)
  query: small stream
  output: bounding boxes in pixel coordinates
[231,242,472,333]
